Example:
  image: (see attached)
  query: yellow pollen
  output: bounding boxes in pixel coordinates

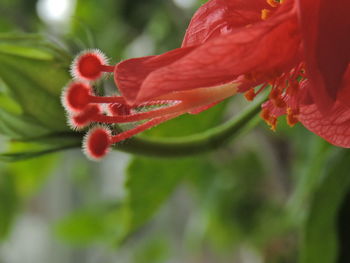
[244,89,256,101]
[260,109,278,132]
[267,0,279,7]
[286,108,299,127]
[261,9,271,20]
[261,108,270,121]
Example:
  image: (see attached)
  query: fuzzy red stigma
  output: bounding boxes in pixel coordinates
[69,104,101,130]
[83,126,112,160]
[62,82,92,112]
[71,50,114,81]
[62,81,127,114]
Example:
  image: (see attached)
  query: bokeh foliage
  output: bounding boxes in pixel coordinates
[0,0,349,263]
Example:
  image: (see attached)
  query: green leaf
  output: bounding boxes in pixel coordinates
[55,204,128,245]
[0,39,71,136]
[288,138,332,223]
[0,146,69,162]
[299,149,350,263]
[0,79,22,115]
[0,33,71,62]
[132,236,170,263]
[0,52,68,130]
[8,152,59,199]
[0,43,54,60]
[125,157,215,233]
[56,210,109,244]
[0,170,18,240]
[0,134,80,162]
[0,108,50,139]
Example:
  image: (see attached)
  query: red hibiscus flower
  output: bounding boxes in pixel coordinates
[62,0,350,159]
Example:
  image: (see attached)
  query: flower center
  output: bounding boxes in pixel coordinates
[244,63,306,131]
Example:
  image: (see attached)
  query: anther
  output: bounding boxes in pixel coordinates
[272,97,286,108]
[261,108,271,122]
[244,88,256,101]
[260,108,278,131]
[269,88,286,108]
[261,9,271,20]
[268,117,278,131]
[267,0,279,7]
[286,108,299,127]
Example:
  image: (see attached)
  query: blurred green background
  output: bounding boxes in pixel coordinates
[0,0,350,262]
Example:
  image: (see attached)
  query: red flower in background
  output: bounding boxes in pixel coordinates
[62,0,350,159]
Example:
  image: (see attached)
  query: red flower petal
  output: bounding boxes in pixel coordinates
[300,102,350,148]
[182,0,269,47]
[137,19,299,102]
[299,74,350,147]
[114,46,196,105]
[297,0,350,111]
[115,1,300,105]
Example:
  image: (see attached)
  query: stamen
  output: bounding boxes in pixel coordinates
[260,108,278,131]
[244,88,256,101]
[269,88,286,108]
[261,108,271,122]
[91,101,182,124]
[261,9,271,20]
[286,108,299,127]
[258,64,304,132]
[269,117,278,131]
[110,113,181,144]
[267,0,279,7]
[83,113,181,160]
[63,81,239,160]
